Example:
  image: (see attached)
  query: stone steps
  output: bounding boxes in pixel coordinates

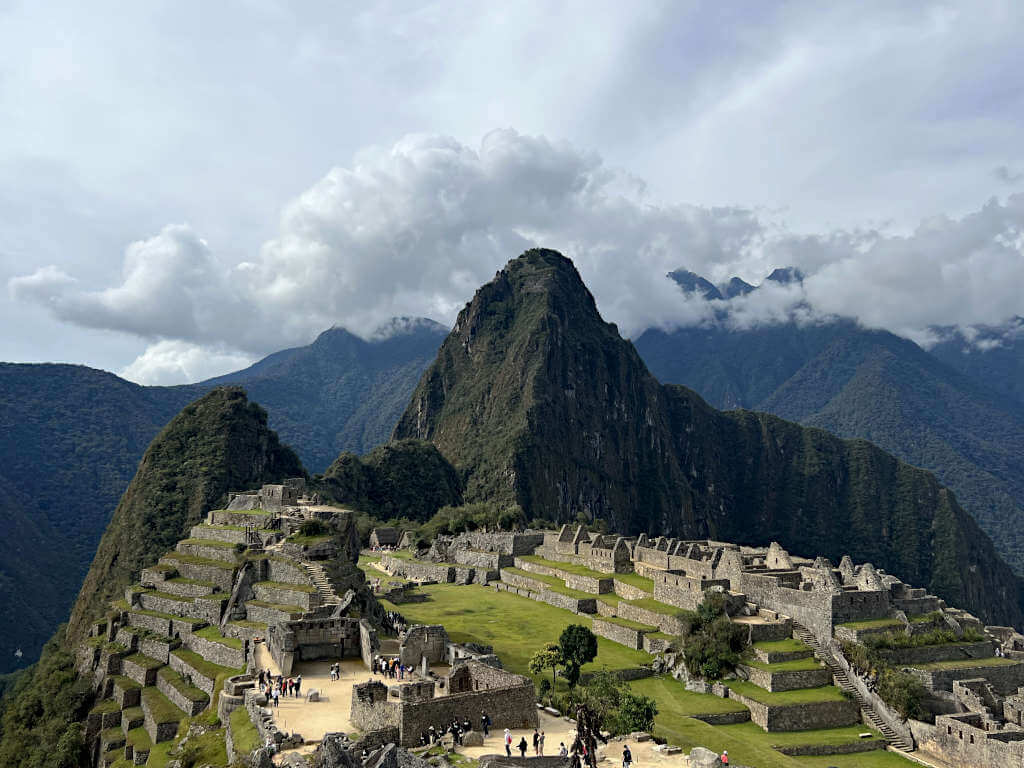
[301,561,341,605]
[793,623,914,752]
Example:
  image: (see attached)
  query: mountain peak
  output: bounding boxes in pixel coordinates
[367,316,448,341]
[667,268,724,301]
[765,266,805,285]
[723,276,755,298]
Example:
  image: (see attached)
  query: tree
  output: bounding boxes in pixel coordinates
[571,670,658,736]
[529,643,562,689]
[559,624,598,688]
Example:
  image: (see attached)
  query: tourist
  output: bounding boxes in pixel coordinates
[481,712,491,736]
[272,685,280,707]
[295,674,302,697]
[559,743,568,758]
[622,744,632,768]
[504,729,512,756]
[429,725,436,744]
[463,718,472,735]
[518,736,528,758]
[533,729,540,755]
[539,731,545,756]
[258,669,265,687]
[720,750,728,765]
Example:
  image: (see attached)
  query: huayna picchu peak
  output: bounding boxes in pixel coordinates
[395,249,1023,629]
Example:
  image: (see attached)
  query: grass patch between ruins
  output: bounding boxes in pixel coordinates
[724,679,848,705]
[741,657,824,673]
[379,583,650,678]
[752,638,810,654]
[593,615,660,632]
[913,656,1019,670]
[194,625,243,650]
[516,555,609,580]
[835,617,904,630]
[612,572,655,592]
[230,705,261,754]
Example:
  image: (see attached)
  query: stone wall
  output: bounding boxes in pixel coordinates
[245,601,298,625]
[615,602,683,635]
[268,616,362,675]
[591,619,648,650]
[562,572,613,595]
[267,557,313,586]
[139,635,178,665]
[189,525,248,544]
[122,656,158,686]
[653,574,730,611]
[909,661,1024,694]
[398,625,450,667]
[454,550,514,569]
[184,631,245,669]
[454,532,545,556]
[491,582,596,615]
[156,671,208,716]
[177,540,240,564]
[690,711,752,726]
[163,557,235,590]
[382,555,455,583]
[350,680,400,732]
[874,641,994,667]
[739,663,831,693]
[912,715,1024,768]
[170,651,218,696]
[253,582,317,611]
[612,580,649,601]
[727,691,861,732]
[142,693,181,743]
[360,620,379,669]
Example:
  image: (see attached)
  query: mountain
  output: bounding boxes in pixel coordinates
[67,386,303,640]
[0,364,195,673]
[928,318,1024,407]
[634,314,1024,577]
[0,319,443,672]
[668,268,724,300]
[395,248,1024,627]
[207,319,448,471]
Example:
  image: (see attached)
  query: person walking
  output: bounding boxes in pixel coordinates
[720,750,729,765]
[622,745,632,768]
[518,737,528,758]
[533,730,540,756]
[272,684,280,708]
[504,729,512,757]
[538,731,545,756]
[295,674,302,697]
[559,743,568,758]
[481,713,490,737]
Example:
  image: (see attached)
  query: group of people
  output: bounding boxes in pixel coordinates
[501,728,547,757]
[329,662,342,681]
[256,668,302,706]
[417,718,476,747]
[372,655,410,679]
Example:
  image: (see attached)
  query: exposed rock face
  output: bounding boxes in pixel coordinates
[394,249,1024,627]
[68,386,304,640]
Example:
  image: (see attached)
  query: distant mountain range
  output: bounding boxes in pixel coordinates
[634,270,1024,580]
[0,319,446,672]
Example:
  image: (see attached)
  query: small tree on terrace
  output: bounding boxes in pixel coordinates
[559,624,598,688]
[529,643,563,690]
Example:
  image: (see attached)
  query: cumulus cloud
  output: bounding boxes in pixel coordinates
[9,130,1024,381]
[118,340,255,386]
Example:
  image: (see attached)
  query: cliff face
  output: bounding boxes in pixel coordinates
[67,386,304,640]
[394,249,1023,627]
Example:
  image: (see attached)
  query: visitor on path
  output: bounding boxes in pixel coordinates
[258,669,265,687]
[533,729,540,755]
[539,731,545,756]
[295,674,302,696]
[720,750,728,764]
[622,745,632,768]
[429,725,436,744]
[481,712,491,736]
[463,718,472,735]
[504,729,512,756]
[272,685,280,707]
[559,743,568,758]
[518,737,528,758]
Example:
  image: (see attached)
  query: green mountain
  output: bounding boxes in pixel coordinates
[634,316,1024,577]
[928,318,1024,407]
[0,321,443,672]
[0,386,302,767]
[394,248,1024,627]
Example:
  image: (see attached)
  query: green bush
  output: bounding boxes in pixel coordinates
[298,519,329,537]
[559,625,598,688]
[568,670,657,735]
[877,669,927,720]
[679,591,748,679]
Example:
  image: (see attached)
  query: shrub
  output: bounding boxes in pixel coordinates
[298,519,329,537]
[559,625,598,688]
[877,669,927,720]
[679,591,748,679]
[567,670,658,735]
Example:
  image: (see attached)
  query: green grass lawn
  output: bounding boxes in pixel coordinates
[593,615,659,632]
[725,679,848,705]
[230,706,261,754]
[502,567,599,600]
[194,625,243,650]
[141,687,185,724]
[255,579,317,593]
[752,638,810,654]
[380,583,650,677]
[914,656,1019,670]
[622,596,680,616]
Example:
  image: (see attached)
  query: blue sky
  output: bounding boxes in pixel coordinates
[2,1,1022,383]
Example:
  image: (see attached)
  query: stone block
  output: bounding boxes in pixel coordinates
[686,746,717,765]
[307,689,320,702]
[462,731,484,746]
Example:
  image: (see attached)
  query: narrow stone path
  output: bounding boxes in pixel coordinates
[792,623,914,751]
[300,560,342,607]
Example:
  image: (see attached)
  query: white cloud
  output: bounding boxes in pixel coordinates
[9,130,1024,379]
[118,340,254,386]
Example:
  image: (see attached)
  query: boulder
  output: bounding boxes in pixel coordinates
[307,689,320,702]
[686,746,718,766]
[461,731,484,747]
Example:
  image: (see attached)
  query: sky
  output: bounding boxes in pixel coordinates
[2,1,1023,384]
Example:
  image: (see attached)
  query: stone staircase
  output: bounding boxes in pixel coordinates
[792,623,914,752]
[302,560,341,607]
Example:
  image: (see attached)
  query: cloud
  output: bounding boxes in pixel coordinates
[994,165,1023,184]
[9,130,1024,378]
[118,340,255,386]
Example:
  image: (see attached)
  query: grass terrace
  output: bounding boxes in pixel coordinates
[179,537,238,550]
[630,675,747,716]
[255,579,316,593]
[595,615,659,632]
[172,648,243,681]
[742,657,824,673]
[914,657,1019,671]
[753,638,810,654]
[124,653,164,670]
[230,706,261,754]
[107,675,142,692]
[89,699,122,715]
[516,554,607,580]
[141,687,184,724]
[836,617,904,631]
[161,552,238,570]
[143,589,194,604]
[622,596,680,616]
[165,576,216,588]
[157,667,209,705]
[130,607,207,630]
[211,507,271,516]
[612,572,655,592]
[245,599,304,614]
[725,679,848,705]
[226,619,267,632]
[287,532,332,545]
[194,625,243,650]
[125,726,153,751]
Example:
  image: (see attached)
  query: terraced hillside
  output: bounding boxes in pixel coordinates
[76,508,325,767]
